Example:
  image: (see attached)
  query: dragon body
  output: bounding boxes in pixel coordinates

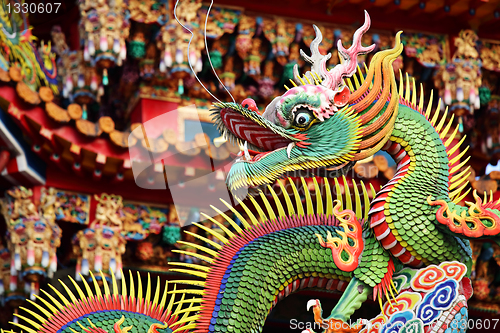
[7,9,499,333]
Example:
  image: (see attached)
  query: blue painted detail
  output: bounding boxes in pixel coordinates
[381,310,414,333]
[416,280,458,325]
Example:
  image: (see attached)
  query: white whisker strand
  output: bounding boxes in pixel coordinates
[174,0,222,103]
[203,0,236,103]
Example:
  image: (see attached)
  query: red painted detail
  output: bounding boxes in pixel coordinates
[333,86,351,107]
[220,108,292,151]
[461,277,473,300]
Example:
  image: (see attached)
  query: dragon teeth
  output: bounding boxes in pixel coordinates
[243,141,251,160]
[287,142,295,159]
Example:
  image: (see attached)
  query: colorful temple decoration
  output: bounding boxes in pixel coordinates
[435,29,482,133]
[402,33,449,68]
[1,187,61,301]
[52,189,90,224]
[0,2,57,98]
[73,194,126,281]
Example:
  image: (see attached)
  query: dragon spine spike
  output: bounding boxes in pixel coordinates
[49,281,71,305]
[450,182,469,200]
[405,72,410,101]
[267,185,287,218]
[172,250,214,263]
[334,178,344,208]
[210,205,243,233]
[14,270,195,333]
[418,83,424,111]
[259,190,278,220]
[425,90,434,118]
[357,65,365,84]
[431,100,442,126]
[344,175,353,211]
[300,177,314,215]
[449,172,471,191]
[352,179,363,220]
[440,113,455,139]
[450,166,471,184]
[313,178,324,215]
[411,77,417,106]
[445,125,460,147]
[450,156,470,174]
[435,107,448,133]
[235,198,260,225]
[200,212,235,238]
[398,69,404,96]
[289,178,306,216]
[449,146,469,166]
[176,241,217,257]
[352,69,361,89]
[220,198,252,229]
[448,136,467,158]
[193,221,229,243]
[249,194,269,221]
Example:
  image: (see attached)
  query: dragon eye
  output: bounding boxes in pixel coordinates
[293,107,314,128]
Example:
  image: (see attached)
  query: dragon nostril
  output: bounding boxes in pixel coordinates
[242,98,258,112]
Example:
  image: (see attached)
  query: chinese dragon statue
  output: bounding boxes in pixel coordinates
[6,9,500,333]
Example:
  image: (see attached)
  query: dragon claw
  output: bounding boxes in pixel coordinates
[307,299,319,311]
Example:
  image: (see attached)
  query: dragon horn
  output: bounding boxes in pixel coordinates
[324,10,375,90]
[297,25,332,85]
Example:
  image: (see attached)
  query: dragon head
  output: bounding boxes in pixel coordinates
[212,11,403,195]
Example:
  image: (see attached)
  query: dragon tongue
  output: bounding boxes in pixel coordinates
[287,143,295,159]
